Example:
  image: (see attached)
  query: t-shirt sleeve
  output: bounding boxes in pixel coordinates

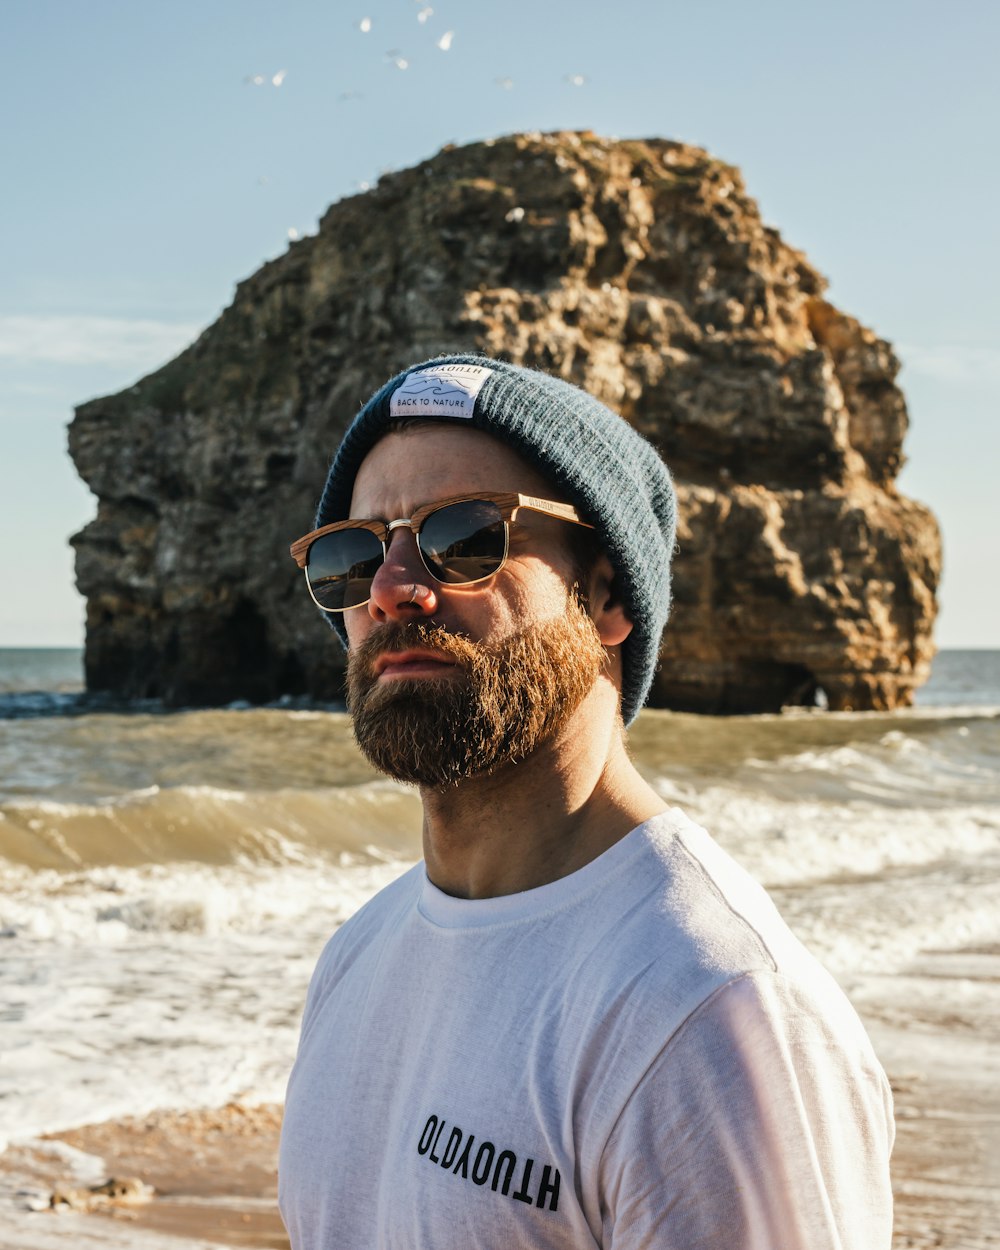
[598,970,895,1249]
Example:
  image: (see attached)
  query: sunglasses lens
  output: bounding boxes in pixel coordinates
[419,500,507,584]
[306,528,384,611]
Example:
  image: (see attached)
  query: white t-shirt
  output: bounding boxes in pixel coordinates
[279,810,894,1248]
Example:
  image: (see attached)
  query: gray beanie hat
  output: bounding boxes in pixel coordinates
[316,354,676,724]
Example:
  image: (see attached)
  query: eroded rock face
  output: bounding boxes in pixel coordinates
[69,131,940,712]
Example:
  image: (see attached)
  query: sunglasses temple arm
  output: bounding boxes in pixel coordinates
[514,499,594,529]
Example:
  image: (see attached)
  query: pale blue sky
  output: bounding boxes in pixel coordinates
[1,0,997,648]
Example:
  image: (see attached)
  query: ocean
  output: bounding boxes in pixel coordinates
[1,648,998,1207]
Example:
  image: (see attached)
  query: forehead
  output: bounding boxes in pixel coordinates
[349,424,555,516]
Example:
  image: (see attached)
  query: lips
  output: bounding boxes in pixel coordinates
[373,648,458,680]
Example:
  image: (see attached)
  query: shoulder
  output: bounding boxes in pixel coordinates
[590,809,821,1003]
[598,966,894,1248]
[562,811,873,1104]
[323,860,422,952]
[303,862,424,1007]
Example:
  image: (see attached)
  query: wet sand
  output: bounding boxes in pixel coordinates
[1,1104,288,1250]
[2,980,997,1249]
[889,1064,999,1248]
[860,948,1000,1249]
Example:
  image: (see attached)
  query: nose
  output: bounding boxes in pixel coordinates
[366,528,440,622]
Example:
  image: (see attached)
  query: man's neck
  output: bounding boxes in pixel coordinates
[418,691,666,900]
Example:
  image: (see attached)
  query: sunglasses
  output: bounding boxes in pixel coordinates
[290,491,593,613]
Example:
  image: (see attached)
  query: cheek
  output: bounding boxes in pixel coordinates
[498,561,576,622]
[344,612,371,651]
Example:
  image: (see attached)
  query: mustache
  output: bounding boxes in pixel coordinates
[350,622,480,679]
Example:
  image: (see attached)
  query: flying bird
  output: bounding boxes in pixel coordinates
[244,71,285,88]
[437,30,454,51]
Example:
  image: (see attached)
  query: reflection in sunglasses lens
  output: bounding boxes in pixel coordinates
[308,528,384,610]
[305,500,509,611]
[420,501,507,584]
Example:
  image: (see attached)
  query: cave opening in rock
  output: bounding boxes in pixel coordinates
[222,598,276,703]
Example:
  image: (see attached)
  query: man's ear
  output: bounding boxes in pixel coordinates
[586,556,633,647]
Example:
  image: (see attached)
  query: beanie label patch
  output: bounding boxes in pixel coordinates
[389,364,492,420]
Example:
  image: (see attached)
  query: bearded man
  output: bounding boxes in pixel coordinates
[279,356,894,1249]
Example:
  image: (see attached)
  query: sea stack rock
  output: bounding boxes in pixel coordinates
[69,131,941,712]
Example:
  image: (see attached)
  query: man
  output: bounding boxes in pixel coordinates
[279,355,894,1248]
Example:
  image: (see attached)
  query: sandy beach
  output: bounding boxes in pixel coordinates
[3,976,997,1250]
[881,1022,1000,1248]
[865,947,1000,1249]
[1,1103,288,1250]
